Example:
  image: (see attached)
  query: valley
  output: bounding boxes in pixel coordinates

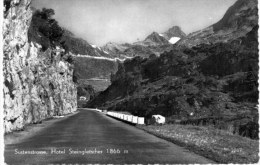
[3,0,259,164]
[87,0,258,140]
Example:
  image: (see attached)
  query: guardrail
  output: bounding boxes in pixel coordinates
[89,108,145,125]
[106,111,145,125]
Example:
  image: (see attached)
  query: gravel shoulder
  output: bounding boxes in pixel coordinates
[4,111,79,145]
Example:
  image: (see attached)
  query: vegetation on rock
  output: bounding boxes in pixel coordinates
[28,8,64,51]
[88,26,258,139]
[3,1,77,133]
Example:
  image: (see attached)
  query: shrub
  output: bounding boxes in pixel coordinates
[28,8,64,51]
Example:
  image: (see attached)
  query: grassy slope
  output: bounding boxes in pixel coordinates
[137,124,259,164]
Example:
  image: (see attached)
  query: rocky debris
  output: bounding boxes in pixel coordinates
[3,0,77,133]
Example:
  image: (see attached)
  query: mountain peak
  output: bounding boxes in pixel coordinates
[163,26,186,40]
[143,31,169,45]
[147,31,160,37]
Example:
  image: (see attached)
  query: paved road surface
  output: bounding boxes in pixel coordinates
[5,109,214,164]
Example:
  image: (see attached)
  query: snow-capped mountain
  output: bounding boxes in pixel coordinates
[135,26,186,46]
[162,26,186,40]
[61,29,116,59]
[101,26,186,58]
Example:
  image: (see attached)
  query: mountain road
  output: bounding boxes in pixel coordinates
[4,108,214,164]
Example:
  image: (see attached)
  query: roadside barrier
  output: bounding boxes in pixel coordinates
[105,111,145,125]
[132,116,138,124]
[88,108,150,125]
[88,108,145,125]
[138,117,145,125]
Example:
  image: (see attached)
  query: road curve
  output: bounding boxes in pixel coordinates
[5,109,214,164]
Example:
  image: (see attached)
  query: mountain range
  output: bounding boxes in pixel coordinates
[69,25,187,92]
[102,26,186,59]
[87,0,259,140]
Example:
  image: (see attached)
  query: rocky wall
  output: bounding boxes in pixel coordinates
[3,0,77,133]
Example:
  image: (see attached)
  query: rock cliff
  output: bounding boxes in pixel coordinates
[3,0,77,133]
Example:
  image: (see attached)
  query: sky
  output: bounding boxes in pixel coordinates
[32,0,236,46]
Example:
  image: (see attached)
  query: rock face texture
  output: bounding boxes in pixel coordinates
[3,0,77,133]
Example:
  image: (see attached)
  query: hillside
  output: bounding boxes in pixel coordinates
[71,25,186,94]
[88,0,259,140]
[178,0,258,47]
[72,56,118,93]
